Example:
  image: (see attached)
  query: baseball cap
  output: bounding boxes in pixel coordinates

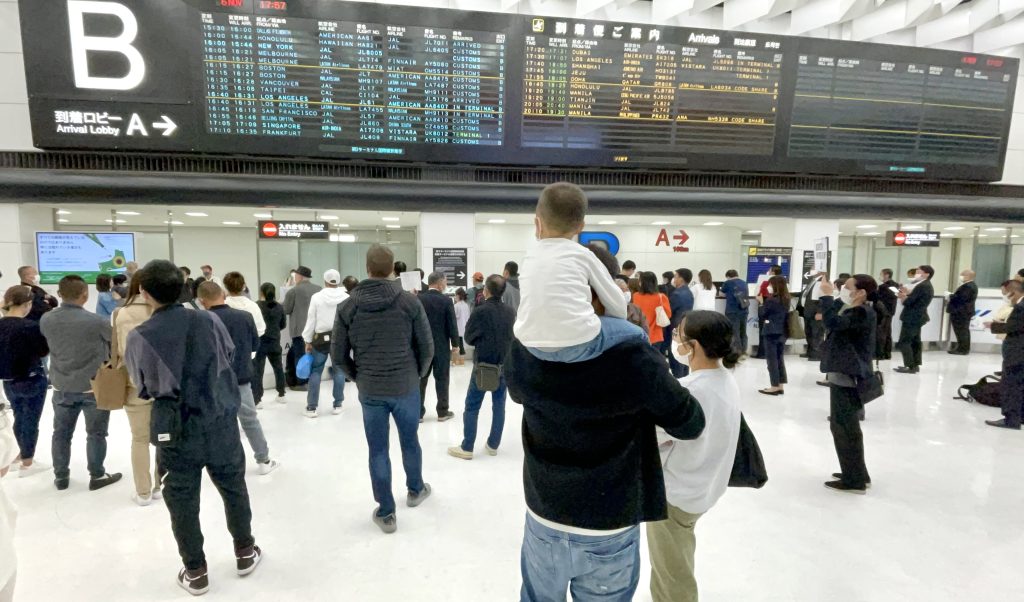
[324,269,341,285]
[473,272,484,281]
[294,266,313,278]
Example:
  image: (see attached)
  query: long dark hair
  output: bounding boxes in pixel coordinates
[260,282,277,305]
[638,271,659,295]
[768,275,791,305]
[698,269,713,291]
[683,311,741,369]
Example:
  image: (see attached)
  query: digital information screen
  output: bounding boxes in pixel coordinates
[18,0,1020,181]
[36,232,136,284]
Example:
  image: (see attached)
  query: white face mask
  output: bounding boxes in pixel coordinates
[913,273,924,283]
[622,289,632,304]
[839,288,854,305]
[671,341,692,367]
[31,274,41,285]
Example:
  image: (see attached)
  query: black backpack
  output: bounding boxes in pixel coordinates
[955,375,1003,407]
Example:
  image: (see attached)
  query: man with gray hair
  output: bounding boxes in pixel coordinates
[418,272,459,422]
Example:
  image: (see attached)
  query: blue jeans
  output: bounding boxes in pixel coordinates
[461,373,507,452]
[51,391,110,480]
[306,349,346,411]
[726,311,748,354]
[528,317,646,363]
[520,513,641,602]
[4,373,48,460]
[359,389,425,517]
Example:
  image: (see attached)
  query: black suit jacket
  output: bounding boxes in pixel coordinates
[900,280,934,328]
[419,289,459,351]
[877,280,900,316]
[992,302,1024,368]
[947,281,978,319]
[22,282,58,322]
[820,297,877,379]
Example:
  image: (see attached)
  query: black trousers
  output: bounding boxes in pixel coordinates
[159,417,254,571]
[1001,364,1024,427]
[285,336,309,387]
[419,350,451,417]
[878,317,894,360]
[950,315,971,354]
[830,386,870,487]
[764,335,787,387]
[251,348,285,402]
[897,324,923,369]
[803,315,824,359]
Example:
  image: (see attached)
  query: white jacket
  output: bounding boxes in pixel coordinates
[226,295,266,337]
[514,238,628,348]
[303,287,349,343]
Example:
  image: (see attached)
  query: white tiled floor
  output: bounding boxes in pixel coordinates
[5,350,1024,601]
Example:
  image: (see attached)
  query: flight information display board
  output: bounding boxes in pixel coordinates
[17,0,1020,181]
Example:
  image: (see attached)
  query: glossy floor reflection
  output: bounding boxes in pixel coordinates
[6,350,1024,601]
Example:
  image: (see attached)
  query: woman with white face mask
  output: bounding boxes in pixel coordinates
[818,275,879,494]
[648,311,742,602]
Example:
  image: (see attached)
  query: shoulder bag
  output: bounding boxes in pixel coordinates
[91,308,130,411]
[654,294,671,328]
[729,414,768,489]
[856,360,885,404]
[474,362,502,392]
[312,331,332,354]
[787,309,805,340]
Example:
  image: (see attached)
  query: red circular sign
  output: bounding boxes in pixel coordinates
[262,222,279,237]
[894,232,907,246]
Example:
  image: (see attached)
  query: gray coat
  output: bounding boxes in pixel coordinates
[39,303,111,393]
[283,279,322,339]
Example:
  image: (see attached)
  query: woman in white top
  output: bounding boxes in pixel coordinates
[648,310,743,602]
[223,271,267,336]
[453,288,470,366]
[0,390,18,602]
[693,269,718,312]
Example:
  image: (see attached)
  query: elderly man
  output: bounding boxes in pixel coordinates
[947,269,978,356]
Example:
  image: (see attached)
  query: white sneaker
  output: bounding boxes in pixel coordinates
[152,488,163,500]
[485,445,498,457]
[276,394,287,404]
[447,446,472,460]
[7,460,19,472]
[18,462,50,478]
[332,406,343,415]
[256,402,264,411]
[133,492,153,507]
[304,409,318,419]
[258,459,280,476]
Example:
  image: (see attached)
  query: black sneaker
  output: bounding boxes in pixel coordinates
[824,480,866,495]
[236,545,262,576]
[985,419,1022,430]
[832,473,872,488]
[178,566,210,596]
[89,472,123,491]
[54,478,70,491]
[437,411,455,422]
[372,508,397,534]
[894,366,919,374]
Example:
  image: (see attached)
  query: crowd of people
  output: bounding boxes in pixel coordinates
[0,189,1022,600]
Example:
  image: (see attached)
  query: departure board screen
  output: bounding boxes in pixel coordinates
[18,0,1021,181]
[521,19,784,166]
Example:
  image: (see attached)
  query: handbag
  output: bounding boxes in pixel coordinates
[729,414,768,489]
[312,331,332,354]
[296,353,314,380]
[654,295,671,328]
[857,361,885,404]
[91,308,130,411]
[474,362,502,392]
[787,310,805,340]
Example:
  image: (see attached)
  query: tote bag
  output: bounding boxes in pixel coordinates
[729,414,768,489]
[654,295,671,328]
[91,309,130,411]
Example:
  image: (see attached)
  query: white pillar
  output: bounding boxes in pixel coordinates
[418,212,476,289]
[0,204,24,289]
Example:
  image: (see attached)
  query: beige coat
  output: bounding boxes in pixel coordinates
[113,298,152,398]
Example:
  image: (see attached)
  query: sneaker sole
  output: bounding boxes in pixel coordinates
[824,483,867,495]
[372,510,397,534]
[407,486,432,508]
[237,552,262,576]
[178,573,210,596]
[485,447,498,456]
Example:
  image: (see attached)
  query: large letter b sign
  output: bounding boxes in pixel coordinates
[68,1,146,90]
[579,232,620,256]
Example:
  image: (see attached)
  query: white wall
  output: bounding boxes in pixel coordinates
[475,223,745,279]
[172,227,259,286]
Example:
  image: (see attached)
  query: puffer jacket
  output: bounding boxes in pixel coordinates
[332,278,433,399]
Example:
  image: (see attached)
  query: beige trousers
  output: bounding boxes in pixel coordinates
[646,504,704,602]
[124,393,159,496]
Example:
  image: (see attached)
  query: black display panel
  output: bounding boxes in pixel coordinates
[18,0,1019,181]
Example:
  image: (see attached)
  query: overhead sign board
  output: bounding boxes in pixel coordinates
[432,248,469,288]
[887,231,941,247]
[258,221,329,240]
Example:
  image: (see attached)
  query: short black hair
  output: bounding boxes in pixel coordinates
[504,261,519,277]
[851,274,878,296]
[537,182,588,234]
[919,265,935,279]
[393,261,407,275]
[881,268,893,279]
[95,273,112,292]
[58,275,88,300]
[342,276,359,293]
[622,260,637,271]
[181,266,192,277]
[485,274,505,298]
[725,269,738,278]
[675,268,693,284]
[113,274,128,285]
[613,274,629,284]
[139,260,184,305]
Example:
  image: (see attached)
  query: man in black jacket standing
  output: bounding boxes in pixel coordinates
[18,266,57,322]
[895,265,935,374]
[333,245,434,534]
[505,281,705,601]
[876,269,900,360]
[448,275,516,460]
[985,280,1024,430]
[418,272,459,422]
[947,269,978,355]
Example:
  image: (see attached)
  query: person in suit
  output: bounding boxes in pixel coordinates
[818,275,877,494]
[876,269,900,360]
[947,269,978,355]
[895,265,935,374]
[418,272,459,422]
[753,265,784,359]
[758,275,790,396]
[797,270,828,361]
[985,280,1024,430]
